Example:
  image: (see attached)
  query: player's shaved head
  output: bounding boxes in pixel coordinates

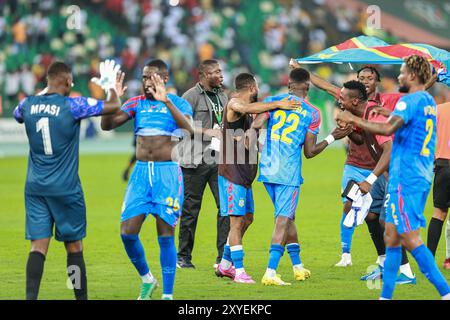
[343,80,368,101]
[288,68,310,98]
[47,61,71,80]
[289,68,310,84]
[235,73,256,91]
[46,61,73,96]
[145,59,169,75]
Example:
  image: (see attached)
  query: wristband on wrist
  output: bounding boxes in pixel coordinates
[365,172,377,185]
[325,134,335,145]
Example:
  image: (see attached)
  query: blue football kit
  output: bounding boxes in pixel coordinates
[258,93,321,219]
[384,91,436,234]
[14,93,104,241]
[119,94,192,227]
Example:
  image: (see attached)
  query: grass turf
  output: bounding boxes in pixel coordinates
[1,149,449,300]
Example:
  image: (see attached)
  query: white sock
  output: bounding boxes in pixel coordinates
[446,220,450,259]
[265,268,276,277]
[379,297,390,300]
[442,293,450,300]
[235,268,245,276]
[162,294,173,300]
[399,263,414,278]
[141,272,155,284]
[378,255,386,268]
[220,259,232,270]
[293,264,303,272]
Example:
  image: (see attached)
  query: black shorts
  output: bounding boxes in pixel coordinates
[433,164,450,209]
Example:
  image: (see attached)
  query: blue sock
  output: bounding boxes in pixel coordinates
[230,246,244,269]
[340,212,355,254]
[158,236,177,295]
[268,244,284,270]
[381,246,402,299]
[411,244,450,297]
[222,244,232,262]
[121,234,150,276]
[286,243,301,266]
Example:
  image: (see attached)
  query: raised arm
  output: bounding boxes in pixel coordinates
[150,74,194,135]
[100,71,130,130]
[228,98,300,115]
[290,58,340,99]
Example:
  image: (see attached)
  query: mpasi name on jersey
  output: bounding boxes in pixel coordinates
[31,104,61,117]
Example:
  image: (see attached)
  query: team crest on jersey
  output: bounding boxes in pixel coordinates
[396,101,407,111]
[87,98,98,106]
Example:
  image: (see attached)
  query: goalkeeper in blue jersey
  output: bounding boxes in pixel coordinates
[337,55,450,300]
[252,68,351,285]
[13,60,126,300]
[101,59,194,300]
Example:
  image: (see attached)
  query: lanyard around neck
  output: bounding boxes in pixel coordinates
[205,93,223,124]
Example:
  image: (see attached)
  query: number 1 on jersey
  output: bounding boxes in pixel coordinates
[36,117,53,155]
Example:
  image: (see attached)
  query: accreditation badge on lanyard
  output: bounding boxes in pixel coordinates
[206,94,223,126]
[206,94,223,152]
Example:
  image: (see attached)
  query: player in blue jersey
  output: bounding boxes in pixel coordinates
[13,60,126,300]
[215,73,300,284]
[253,68,351,285]
[337,55,450,300]
[100,59,193,300]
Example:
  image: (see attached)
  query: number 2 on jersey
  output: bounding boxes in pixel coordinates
[270,110,300,144]
[36,117,53,155]
[420,119,433,157]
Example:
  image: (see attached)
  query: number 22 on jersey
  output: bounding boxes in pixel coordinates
[270,110,300,144]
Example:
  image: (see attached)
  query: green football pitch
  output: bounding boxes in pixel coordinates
[1,149,449,300]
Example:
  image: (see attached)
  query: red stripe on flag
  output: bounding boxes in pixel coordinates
[336,39,359,51]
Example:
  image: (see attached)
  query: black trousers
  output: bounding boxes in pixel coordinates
[178,164,230,263]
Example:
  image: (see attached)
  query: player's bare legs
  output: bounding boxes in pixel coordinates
[65,240,87,300]
[120,214,157,300]
[26,238,51,300]
[285,220,310,281]
[261,216,292,286]
[217,213,255,283]
[381,222,450,300]
[155,216,177,299]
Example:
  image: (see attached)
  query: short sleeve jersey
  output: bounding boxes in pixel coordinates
[120,93,193,137]
[13,94,104,195]
[388,91,437,193]
[258,93,321,186]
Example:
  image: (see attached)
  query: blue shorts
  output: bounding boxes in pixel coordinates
[25,191,86,242]
[341,165,372,203]
[369,174,387,215]
[218,175,254,217]
[121,161,184,227]
[264,183,300,220]
[384,186,429,234]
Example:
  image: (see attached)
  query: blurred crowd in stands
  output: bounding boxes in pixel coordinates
[0,0,449,117]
